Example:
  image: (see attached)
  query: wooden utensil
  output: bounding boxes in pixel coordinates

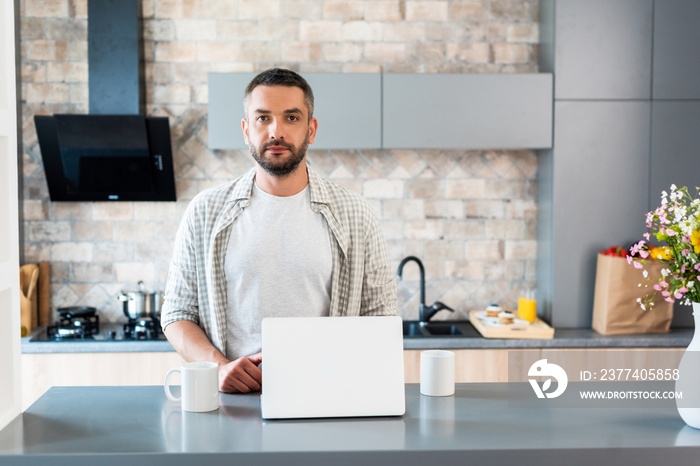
[38,261,51,326]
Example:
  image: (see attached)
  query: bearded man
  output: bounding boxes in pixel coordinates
[161,68,398,393]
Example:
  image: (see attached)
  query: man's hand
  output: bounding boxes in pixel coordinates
[219,352,263,393]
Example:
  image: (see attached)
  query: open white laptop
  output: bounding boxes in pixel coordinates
[260,315,405,420]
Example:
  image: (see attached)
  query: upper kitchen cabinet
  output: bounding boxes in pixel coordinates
[652,0,700,99]
[553,0,653,100]
[208,73,255,150]
[382,73,552,149]
[209,72,552,151]
[650,102,700,207]
[208,73,382,150]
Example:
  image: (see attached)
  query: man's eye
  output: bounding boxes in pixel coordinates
[256,115,268,122]
[287,115,299,121]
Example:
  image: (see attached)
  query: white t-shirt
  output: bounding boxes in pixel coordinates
[224,182,332,360]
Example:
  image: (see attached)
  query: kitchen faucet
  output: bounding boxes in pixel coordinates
[396,256,455,325]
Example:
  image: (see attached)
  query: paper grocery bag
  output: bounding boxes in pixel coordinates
[592,253,673,335]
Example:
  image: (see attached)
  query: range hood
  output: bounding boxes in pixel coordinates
[35,0,176,202]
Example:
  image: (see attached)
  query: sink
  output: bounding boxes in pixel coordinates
[425,324,462,336]
[403,322,426,336]
[402,320,478,338]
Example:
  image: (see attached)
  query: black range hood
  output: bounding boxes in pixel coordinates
[35,114,175,201]
[35,0,176,202]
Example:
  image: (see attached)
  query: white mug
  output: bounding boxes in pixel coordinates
[164,361,219,412]
[420,350,455,397]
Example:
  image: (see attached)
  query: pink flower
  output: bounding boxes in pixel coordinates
[667,228,677,237]
[654,284,662,291]
[662,291,670,297]
[682,249,690,257]
[640,250,649,259]
[665,297,675,303]
[660,281,669,288]
[679,287,689,293]
[674,290,684,299]
[630,241,646,255]
[633,261,643,269]
[695,263,700,272]
[644,232,651,241]
[627,256,633,265]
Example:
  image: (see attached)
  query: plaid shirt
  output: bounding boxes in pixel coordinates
[161,165,398,356]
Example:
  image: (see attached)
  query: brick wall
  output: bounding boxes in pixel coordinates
[19,0,540,322]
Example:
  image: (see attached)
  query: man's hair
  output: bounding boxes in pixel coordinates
[243,68,315,120]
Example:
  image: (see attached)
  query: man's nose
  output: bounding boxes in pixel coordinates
[268,120,284,140]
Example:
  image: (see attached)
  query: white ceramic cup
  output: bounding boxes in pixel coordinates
[164,361,219,412]
[420,350,455,397]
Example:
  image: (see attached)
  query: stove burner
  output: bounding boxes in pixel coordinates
[123,317,161,340]
[47,314,100,340]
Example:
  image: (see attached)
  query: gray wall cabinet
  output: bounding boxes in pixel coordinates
[551,101,651,328]
[650,102,700,205]
[382,74,552,149]
[650,101,700,329]
[209,73,382,150]
[554,0,653,100]
[208,72,553,150]
[208,73,383,151]
[208,73,255,150]
[652,0,700,99]
[539,0,700,328]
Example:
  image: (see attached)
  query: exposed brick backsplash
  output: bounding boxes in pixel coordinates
[19,0,539,323]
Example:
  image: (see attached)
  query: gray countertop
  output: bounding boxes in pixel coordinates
[21,322,695,353]
[1,384,699,466]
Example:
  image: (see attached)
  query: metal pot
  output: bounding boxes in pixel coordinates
[118,281,163,320]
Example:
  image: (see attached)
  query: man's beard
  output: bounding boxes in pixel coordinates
[249,134,309,177]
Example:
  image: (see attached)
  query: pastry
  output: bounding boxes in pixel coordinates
[498,311,515,325]
[485,304,502,317]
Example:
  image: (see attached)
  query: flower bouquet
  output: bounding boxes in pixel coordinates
[629,184,700,310]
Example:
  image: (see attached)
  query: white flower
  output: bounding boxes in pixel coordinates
[642,270,648,278]
[662,268,670,277]
[688,281,695,289]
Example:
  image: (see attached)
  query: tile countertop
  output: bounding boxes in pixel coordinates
[20,322,695,353]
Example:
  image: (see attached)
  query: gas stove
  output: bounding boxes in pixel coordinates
[29,306,166,342]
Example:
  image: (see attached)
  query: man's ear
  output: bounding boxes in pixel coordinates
[308,117,318,145]
[241,118,250,145]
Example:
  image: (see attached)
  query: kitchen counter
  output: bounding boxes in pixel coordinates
[1,384,699,465]
[21,323,694,353]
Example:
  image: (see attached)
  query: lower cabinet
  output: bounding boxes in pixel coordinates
[21,352,187,410]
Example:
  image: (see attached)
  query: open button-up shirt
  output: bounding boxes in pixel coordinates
[160,165,398,356]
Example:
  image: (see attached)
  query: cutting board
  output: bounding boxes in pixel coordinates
[469,310,555,339]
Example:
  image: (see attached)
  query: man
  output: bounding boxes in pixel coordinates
[161,68,398,394]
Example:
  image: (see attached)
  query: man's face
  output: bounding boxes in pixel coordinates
[242,85,317,177]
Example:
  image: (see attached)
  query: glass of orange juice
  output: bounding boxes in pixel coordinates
[518,292,537,323]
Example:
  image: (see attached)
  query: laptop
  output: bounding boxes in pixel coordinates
[260,315,405,419]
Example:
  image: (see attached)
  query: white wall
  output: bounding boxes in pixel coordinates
[0,0,21,429]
